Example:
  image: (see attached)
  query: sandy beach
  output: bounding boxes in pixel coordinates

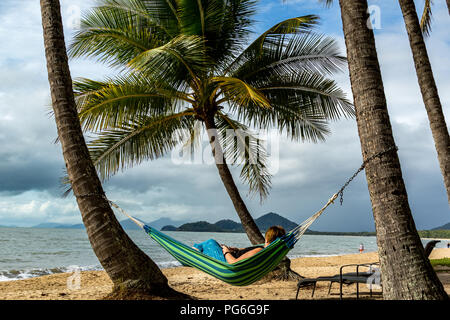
[0,248,448,300]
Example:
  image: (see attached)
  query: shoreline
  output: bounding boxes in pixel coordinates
[0,248,448,300]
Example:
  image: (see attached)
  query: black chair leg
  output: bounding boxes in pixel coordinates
[328,282,333,295]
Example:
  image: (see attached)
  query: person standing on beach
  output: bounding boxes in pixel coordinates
[359,243,364,253]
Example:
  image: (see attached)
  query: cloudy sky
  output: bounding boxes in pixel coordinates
[0,0,448,231]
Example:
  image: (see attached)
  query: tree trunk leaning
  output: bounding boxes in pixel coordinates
[204,115,266,245]
[338,0,448,300]
[40,0,186,299]
[398,0,450,205]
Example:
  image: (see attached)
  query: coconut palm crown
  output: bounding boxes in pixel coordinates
[69,0,354,201]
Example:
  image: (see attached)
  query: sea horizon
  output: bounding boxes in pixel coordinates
[0,227,446,282]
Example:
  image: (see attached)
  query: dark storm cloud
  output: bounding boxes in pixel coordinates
[0,158,62,194]
[0,0,448,229]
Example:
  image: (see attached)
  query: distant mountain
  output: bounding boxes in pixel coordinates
[176,221,224,232]
[119,218,146,230]
[147,217,187,230]
[162,213,299,233]
[432,222,450,230]
[255,212,298,232]
[214,219,243,232]
[161,225,178,231]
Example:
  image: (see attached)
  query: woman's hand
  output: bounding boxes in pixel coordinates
[222,245,231,255]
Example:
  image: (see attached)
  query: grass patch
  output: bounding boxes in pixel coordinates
[418,229,450,239]
[430,258,450,267]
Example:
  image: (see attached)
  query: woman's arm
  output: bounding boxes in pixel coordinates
[222,246,263,264]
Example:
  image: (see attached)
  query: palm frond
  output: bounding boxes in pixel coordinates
[318,0,334,7]
[181,119,204,156]
[178,0,257,69]
[215,112,272,202]
[73,74,191,132]
[69,0,177,67]
[420,0,433,38]
[213,76,271,110]
[229,72,354,142]
[89,110,196,181]
[225,15,319,74]
[127,34,210,87]
[232,32,346,82]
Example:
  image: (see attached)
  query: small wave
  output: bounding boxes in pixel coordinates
[0,261,186,282]
[156,260,182,269]
[0,265,102,282]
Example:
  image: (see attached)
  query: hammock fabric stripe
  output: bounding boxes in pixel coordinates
[109,193,337,286]
[144,225,294,286]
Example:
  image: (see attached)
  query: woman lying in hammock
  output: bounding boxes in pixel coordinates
[192,226,286,264]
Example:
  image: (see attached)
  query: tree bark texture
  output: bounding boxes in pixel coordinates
[338,0,448,300]
[204,115,265,245]
[399,0,450,205]
[40,0,171,294]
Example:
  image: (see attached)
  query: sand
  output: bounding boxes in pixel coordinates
[0,248,449,300]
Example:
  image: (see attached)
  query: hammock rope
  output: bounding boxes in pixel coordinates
[75,145,398,286]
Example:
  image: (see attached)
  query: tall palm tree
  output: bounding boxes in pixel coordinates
[40,0,188,299]
[320,0,448,299]
[68,0,354,248]
[398,0,450,204]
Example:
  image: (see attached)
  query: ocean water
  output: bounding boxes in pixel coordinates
[0,227,446,281]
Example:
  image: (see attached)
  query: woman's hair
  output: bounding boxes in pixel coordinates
[265,226,286,244]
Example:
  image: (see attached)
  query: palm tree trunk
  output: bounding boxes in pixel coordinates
[204,114,302,280]
[338,0,448,300]
[204,115,265,245]
[40,0,186,299]
[398,0,450,204]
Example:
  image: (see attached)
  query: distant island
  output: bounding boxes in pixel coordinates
[3,213,448,239]
[161,212,377,235]
[162,213,450,239]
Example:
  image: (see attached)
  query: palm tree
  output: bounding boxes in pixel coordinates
[68,0,354,249]
[320,0,447,299]
[40,0,188,299]
[398,0,450,204]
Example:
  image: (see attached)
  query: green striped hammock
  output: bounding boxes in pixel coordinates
[110,193,338,286]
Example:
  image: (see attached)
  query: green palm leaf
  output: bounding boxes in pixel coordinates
[74,75,191,132]
[215,112,272,202]
[69,0,177,68]
[225,15,319,74]
[232,33,346,82]
[230,72,353,142]
[213,76,271,110]
[420,0,433,38]
[68,0,354,202]
[127,34,210,87]
[89,110,196,181]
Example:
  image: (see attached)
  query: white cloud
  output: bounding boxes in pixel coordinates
[0,0,448,231]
